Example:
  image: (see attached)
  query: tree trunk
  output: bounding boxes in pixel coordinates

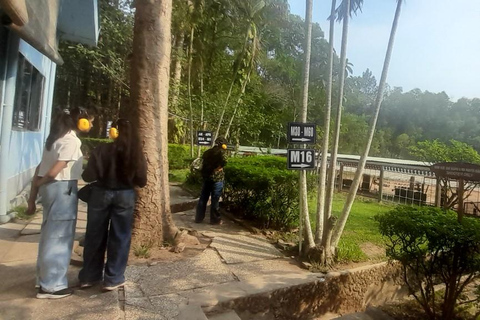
[130,0,178,247]
[197,58,205,158]
[224,72,249,139]
[315,0,336,244]
[170,32,184,108]
[187,26,195,157]
[213,26,251,143]
[225,43,256,139]
[300,0,315,251]
[324,0,350,225]
[331,0,403,248]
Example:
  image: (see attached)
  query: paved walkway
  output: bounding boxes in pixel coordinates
[0,184,325,320]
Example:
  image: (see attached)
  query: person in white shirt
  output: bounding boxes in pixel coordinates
[26,108,92,299]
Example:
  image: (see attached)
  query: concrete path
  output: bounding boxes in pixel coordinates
[0,184,320,320]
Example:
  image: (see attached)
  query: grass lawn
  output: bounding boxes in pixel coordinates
[308,192,394,263]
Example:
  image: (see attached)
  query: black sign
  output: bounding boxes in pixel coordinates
[288,122,316,144]
[197,131,213,146]
[287,149,316,170]
[431,162,480,181]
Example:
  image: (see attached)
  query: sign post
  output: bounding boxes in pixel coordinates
[287,149,315,170]
[288,122,316,144]
[431,162,480,221]
[196,131,213,146]
[287,123,316,171]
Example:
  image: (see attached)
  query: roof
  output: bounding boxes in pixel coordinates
[237,146,434,176]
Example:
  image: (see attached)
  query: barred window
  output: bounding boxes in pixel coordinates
[12,54,45,131]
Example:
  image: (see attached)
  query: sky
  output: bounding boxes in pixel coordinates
[287,0,480,101]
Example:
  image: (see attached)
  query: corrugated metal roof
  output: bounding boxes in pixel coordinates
[237,146,434,176]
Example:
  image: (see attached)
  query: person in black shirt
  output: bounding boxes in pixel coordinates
[78,119,147,291]
[195,137,228,225]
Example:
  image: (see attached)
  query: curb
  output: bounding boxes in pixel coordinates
[219,208,261,234]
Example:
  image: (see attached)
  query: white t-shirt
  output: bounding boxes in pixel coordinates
[38,131,83,181]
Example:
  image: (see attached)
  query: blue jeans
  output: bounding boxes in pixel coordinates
[37,180,78,292]
[79,187,135,286]
[195,179,223,223]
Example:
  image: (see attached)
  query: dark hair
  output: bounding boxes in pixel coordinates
[215,136,227,146]
[113,119,143,185]
[45,107,88,151]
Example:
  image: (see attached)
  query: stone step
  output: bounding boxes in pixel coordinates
[364,306,394,320]
[208,310,242,320]
[333,307,393,320]
[177,305,209,320]
[333,313,374,320]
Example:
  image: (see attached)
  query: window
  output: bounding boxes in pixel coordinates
[0,27,8,115]
[12,54,45,131]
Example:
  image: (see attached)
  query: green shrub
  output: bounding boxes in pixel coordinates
[223,156,301,230]
[80,138,111,158]
[376,206,480,320]
[80,140,199,170]
[168,144,196,170]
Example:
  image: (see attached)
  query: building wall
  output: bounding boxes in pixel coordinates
[2,38,56,209]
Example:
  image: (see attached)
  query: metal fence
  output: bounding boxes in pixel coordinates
[337,161,480,217]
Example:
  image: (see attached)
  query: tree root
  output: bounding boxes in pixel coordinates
[171,229,200,253]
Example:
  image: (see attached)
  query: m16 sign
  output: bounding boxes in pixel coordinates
[288,122,316,144]
[288,149,315,170]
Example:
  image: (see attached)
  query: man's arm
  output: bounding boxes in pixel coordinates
[36,161,68,187]
[82,152,98,182]
[26,165,41,215]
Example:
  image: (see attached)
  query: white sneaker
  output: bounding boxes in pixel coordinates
[103,282,125,291]
[36,288,73,299]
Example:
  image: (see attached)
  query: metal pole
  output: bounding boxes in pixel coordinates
[435,177,441,207]
[379,166,384,202]
[458,178,464,222]
[337,163,344,192]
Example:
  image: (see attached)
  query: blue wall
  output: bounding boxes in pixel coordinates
[4,40,56,204]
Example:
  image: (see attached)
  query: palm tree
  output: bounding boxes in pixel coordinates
[315,0,337,243]
[323,0,352,243]
[331,0,404,248]
[224,26,260,138]
[299,0,315,252]
[187,0,205,157]
[213,0,266,143]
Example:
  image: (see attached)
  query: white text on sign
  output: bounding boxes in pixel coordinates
[290,150,313,163]
[290,126,301,136]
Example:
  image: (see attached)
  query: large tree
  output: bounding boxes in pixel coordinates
[130,0,178,247]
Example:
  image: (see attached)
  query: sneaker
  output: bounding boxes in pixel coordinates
[103,282,125,291]
[79,283,94,289]
[36,288,73,299]
[210,219,223,225]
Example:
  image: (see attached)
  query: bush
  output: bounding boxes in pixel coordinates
[376,206,480,320]
[168,144,197,170]
[80,139,198,170]
[223,156,301,230]
[80,138,110,158]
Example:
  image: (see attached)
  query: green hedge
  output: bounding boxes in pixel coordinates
[223,156,302,230]
[80,139,199,170]
[80,138,110,158]
[168,144,196,170]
